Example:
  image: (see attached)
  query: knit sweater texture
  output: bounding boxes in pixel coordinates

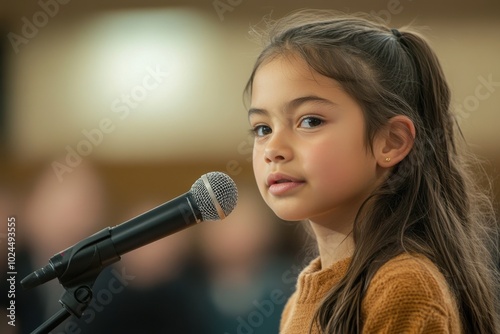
[280,253,461,333]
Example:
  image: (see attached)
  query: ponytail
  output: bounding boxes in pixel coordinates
[398,30,456,153]
[398,29,500,334]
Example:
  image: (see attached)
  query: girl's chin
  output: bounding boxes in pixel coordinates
[271,210,309,222]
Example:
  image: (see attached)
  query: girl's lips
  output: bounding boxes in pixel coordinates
[267,173,305,196]
[268,181,304,196]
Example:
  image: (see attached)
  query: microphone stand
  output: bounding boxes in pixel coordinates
[23,228,121,334]
[30,279,95,334]
[31,309,71,334]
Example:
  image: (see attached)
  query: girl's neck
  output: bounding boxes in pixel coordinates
[307,188,377,269]
[309,220,355,269]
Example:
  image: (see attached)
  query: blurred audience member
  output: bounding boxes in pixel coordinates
[78,199,204,333]
[21,161,107,332]
[191,183,298,334]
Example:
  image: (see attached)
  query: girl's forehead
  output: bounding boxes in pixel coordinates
[255,54,313,79]
[251,55,344,101]
[249,55,360,117]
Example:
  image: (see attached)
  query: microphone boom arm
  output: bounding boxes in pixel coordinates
[21,227,120,290]
[26,228,121,334]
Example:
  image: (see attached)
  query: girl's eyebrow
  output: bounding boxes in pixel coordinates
[248,95,338,119]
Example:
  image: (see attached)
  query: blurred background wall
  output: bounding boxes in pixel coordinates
[1,0,499,219]
[0,0,498,333]
[1,0,499,215]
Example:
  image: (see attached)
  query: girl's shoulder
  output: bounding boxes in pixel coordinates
[362,253,461,333]
[370,253,448,291]
[366,252,453,305]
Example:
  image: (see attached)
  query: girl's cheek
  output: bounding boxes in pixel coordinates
[252,145,264,164]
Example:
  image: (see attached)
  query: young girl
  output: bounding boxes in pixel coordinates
[244,10,499,334]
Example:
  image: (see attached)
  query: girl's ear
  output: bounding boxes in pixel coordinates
[374,115,416,167]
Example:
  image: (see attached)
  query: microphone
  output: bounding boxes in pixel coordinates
[21,171,238,290]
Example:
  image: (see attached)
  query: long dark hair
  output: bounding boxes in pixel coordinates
[244,10,499,333]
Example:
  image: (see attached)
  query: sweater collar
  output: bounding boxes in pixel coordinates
[295,256,352,303]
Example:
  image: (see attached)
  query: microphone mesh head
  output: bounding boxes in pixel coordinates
[190,172,238,221]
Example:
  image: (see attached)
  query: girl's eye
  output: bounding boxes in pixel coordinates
[251,125,272,137]
[300,117,323,128]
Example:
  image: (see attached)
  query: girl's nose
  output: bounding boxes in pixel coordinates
[264,132,292,163]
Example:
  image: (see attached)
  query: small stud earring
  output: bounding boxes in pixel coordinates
[385,157,391,162]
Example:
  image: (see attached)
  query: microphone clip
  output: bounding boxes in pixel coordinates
[22,228,121,334]
[22,227,121,290]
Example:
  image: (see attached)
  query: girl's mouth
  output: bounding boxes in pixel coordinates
[267,173,304,195]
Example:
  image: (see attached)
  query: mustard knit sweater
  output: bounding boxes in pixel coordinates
[280,253,461,333]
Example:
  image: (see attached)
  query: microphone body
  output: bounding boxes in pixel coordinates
[21,172,237,290]
[111,192,201,255]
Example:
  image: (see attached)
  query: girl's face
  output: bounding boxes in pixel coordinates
[249,55,384,227]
